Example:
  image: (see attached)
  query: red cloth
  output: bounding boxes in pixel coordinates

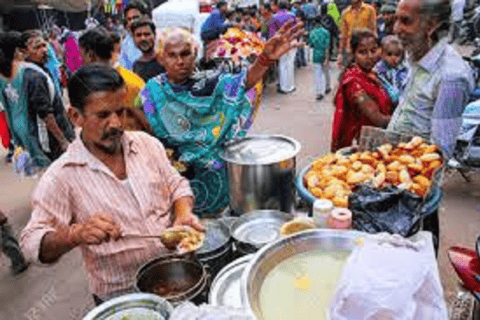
[331,66,392,152]
[0,111,10,148]
[200,5,213,13]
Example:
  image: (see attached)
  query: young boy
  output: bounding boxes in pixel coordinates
[374,35,410,107]
[308,16,331,101]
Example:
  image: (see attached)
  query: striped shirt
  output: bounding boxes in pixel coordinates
[21,131,194,300]
[388,39,475,158]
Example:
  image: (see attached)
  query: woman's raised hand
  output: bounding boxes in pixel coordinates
[263,20,306,61]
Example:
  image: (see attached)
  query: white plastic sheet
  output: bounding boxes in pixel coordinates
[329,232,448,320]
[170,302,255,320]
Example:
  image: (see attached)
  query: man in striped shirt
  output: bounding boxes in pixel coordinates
[20,65,203,304]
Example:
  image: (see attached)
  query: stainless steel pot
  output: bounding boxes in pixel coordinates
[220,135,301,216]
[241,229,366,319]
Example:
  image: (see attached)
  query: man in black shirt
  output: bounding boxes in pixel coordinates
[132,19,165,81]
[19,31,74,164]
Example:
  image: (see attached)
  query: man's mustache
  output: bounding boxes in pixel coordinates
[101,128,124,140]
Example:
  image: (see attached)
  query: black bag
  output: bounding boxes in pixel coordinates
[349,185,424,237]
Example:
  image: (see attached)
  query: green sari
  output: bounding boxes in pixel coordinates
[1,66,51,167]
[140,69,256,215]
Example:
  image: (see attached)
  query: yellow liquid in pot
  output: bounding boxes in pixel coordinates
[259,250,350,320]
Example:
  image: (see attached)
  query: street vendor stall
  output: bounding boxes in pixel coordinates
[83,229,448,319]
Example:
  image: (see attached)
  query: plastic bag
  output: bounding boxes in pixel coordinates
[12,147,38,177]
[170,302,255,320]
[349,185,423,237]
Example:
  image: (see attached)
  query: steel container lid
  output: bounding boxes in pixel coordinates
[220,135,301,165]
[83,293,173,320]
[209,254,253,308]
[230,210,294,248]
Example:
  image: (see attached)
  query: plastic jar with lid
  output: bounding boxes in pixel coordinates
[312,199,333,228]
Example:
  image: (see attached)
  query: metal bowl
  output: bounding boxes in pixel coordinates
[241,229,366,319]
[83,293,173,320]
[136,255,208,306]
[229,210,294,254]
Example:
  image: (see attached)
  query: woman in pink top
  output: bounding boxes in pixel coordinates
[62,31,83,73]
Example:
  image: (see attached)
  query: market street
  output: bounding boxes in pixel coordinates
[0,63,479,319]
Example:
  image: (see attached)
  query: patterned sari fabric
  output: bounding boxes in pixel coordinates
[332,66,393,152]
[140,68,259,215]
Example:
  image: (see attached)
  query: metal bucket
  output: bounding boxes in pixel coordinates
[220,135,301,216]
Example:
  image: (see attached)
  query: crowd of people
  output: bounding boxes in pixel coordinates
[0,0,474,308]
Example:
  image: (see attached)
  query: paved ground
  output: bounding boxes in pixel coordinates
[0,61,479,319]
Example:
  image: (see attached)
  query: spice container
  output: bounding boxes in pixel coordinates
[312,199,333,228]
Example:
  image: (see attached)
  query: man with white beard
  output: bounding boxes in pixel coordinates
[389,0,474,254]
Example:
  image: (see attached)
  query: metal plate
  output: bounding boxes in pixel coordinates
[209,255,253,308]
[220,135,301,165]
[197,220,230,255]
[230,210,294,248]
[83,293,173,320]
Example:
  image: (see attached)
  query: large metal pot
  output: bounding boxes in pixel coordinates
[220,135,301,216]
[241,229,365,319]
[136,254,208,306]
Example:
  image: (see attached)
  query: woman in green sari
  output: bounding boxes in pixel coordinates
[139,23,304,215]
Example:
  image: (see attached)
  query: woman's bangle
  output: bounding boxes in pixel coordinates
[258,52,275,67]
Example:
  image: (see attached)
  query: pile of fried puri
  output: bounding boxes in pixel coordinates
[304,137,443,208]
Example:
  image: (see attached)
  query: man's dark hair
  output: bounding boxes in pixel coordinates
[217,1,228,9]
[68,65,125,113]
[0,32,21,77]
[264,3,271,11]
[124,1,149,17]
[79,27,114,61]
[19,30,43,49]
[131,18,156,35]
[0,32,21,62]
[279,1,288,10]
[110,31,122,45]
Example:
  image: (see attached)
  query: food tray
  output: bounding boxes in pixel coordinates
[296,127,445,210]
